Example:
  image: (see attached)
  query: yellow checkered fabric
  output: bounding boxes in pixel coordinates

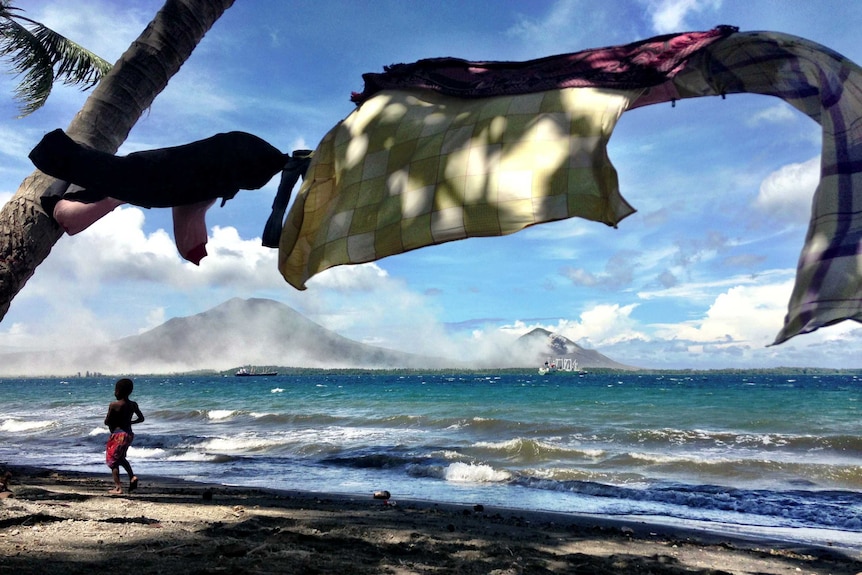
[279,87,638,289]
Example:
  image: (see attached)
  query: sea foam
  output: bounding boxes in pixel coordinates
[1,418,55,432]
[207,409,239,421]
[444,462,510,483]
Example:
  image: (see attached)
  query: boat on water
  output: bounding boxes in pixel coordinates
[538,357,584,376]
[235,367,278,377]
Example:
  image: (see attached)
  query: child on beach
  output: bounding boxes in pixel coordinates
[104,378,145,495]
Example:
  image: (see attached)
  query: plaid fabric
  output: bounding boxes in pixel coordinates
[279,87,638,288]
[279,29,862,344]
[664,32,862,343]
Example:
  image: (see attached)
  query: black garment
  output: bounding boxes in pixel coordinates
[30,129,287,209]
[262,150,312,248]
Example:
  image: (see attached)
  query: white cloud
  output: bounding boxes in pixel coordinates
[654,281,792,344]
[484,273,852,367]
[637,267,793,300]
[508,0,576,37]
[307,263,390,291]
[300,271,448,350]
[187,226,285,290]
[44,207,180,285]
[643,0,722,33]
[1,288,119,352]
[634,278,862,366]
[747,104,798,126]
[141,307,166,334]
[497,303,647,349]
[34,209,286,291]
[0,322,32,353]
[1,206,291,345]
[507,0,604,56]
[565,303,647,346]
[755,157,819,223]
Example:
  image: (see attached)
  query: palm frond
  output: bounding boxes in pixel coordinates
[0,7,112,116]
[0,17,54,115]
[28,22,112,88]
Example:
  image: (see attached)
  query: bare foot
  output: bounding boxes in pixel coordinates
[107,487,123,495]
[129,476,138,492]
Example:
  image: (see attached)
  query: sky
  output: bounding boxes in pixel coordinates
[1,0,861,370]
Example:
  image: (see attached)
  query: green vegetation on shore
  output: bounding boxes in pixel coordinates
[5,365,860,379]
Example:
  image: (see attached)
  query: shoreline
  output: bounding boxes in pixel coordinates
[3,367,862,379]
[1,465,860,574]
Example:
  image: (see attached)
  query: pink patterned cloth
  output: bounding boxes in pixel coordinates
[351,27,736,104]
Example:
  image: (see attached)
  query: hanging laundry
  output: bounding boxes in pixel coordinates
[30,130,289,265]
[277,27,862,345]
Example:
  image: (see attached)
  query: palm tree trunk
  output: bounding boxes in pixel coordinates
[0,0,235,321]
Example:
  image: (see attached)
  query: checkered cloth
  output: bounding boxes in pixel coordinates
[278,29,862,344]
[661,32,862,344]
[278,87,639,289]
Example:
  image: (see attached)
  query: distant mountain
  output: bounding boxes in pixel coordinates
[516,328,638,371]
[0,298,636,376]
[0,298,449,376]
[108,297,453,371]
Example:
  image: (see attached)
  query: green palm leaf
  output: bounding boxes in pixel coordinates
[0,3,112,116]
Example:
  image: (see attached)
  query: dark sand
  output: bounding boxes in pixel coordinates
[1,465,860,574]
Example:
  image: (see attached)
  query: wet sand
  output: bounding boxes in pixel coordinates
[1,465,860,574]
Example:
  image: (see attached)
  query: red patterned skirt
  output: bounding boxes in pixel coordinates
[105,430,134,469]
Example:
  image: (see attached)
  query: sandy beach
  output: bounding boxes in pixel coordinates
[0,465,859,574]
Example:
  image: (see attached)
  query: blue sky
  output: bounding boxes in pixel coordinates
[1,0,861,370]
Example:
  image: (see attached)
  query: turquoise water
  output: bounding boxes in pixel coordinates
[1,372,860,550]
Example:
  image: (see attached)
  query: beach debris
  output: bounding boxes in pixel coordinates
[373,490,397,506]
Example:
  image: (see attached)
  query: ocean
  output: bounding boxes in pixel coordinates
[1,371,860,552]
